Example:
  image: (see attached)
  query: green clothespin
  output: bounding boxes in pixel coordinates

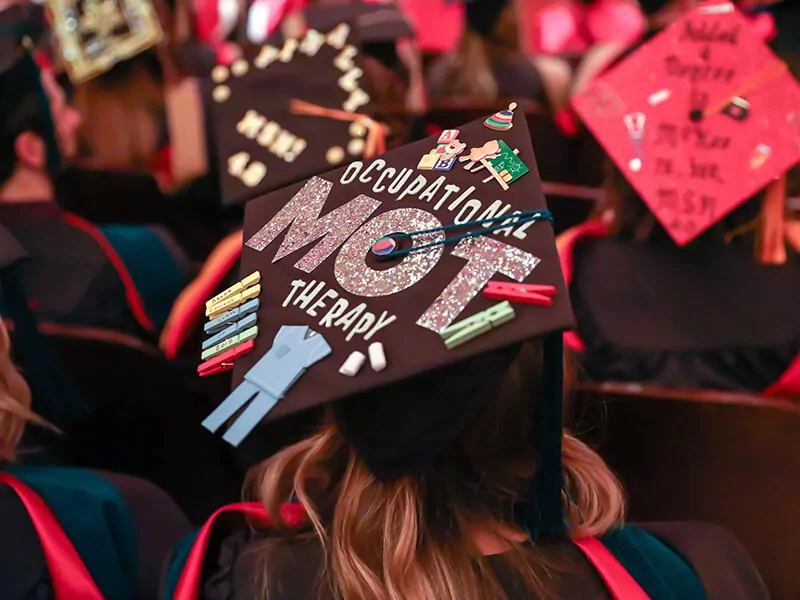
[441,301,516,349]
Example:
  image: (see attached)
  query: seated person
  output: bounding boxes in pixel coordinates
[564,8,800,396]
[163,110,767,600]
[561,167,800,395]
[0,316,192,599]
[427,0,546,103]
[0,23,195,338]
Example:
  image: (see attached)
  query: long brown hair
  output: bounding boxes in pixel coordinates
[0,320,48,461]
[600,161,800,254]
[428,0,522,101]
[247,342,625,600]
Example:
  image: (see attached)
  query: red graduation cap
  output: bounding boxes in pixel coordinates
[571,0,800,246]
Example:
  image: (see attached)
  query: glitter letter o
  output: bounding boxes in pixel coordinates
[334,208,444,297]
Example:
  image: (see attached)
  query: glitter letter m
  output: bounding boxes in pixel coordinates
[245,177,382,273]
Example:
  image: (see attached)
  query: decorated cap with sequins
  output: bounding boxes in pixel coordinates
[571,0,800,246]
[45,0,162,83]
[200,107,574,540]
[209,22,383,206]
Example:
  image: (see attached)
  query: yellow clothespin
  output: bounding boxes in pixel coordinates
[206,271,261,310]
[206,285,261,319]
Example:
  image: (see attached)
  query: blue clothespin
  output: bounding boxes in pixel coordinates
[205,298,259,335]
[202,313,258,350]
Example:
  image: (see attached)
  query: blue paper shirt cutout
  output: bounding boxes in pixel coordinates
[201,326,331,446]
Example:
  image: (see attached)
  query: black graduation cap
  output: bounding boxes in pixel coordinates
[446,0,509,38]
[301,2,414,45]
[201,105,573,540]
[208,22,383,206]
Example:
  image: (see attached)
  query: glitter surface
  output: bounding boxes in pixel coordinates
[335,209,444,297]
[416,236,541,333]
[245,177,380,273]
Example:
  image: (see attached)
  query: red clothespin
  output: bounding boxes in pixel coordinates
[484,282,557,307]
[198,340,255,377]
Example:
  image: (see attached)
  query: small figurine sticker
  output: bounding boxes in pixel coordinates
[484,103,517,131]
[461,140,528,190]
[417,130,467,171]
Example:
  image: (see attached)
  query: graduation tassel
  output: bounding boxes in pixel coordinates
[526,331,566,541]
[756,175,787,265]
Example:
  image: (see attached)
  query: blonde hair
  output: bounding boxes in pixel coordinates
[0,320,47,461]
[73,61,164,170]
[247,342,625,600]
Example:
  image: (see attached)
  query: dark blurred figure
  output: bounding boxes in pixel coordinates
[0,33,195,339]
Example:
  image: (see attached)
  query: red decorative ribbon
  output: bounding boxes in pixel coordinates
[0,473,104,600]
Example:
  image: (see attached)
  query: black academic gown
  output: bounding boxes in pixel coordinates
[563,224,800,394]
[0,201,195,338]
[0,467,192,600]
[193,521,767,600]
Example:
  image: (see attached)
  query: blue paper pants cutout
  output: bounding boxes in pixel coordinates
[221,391,280,446]
[200,382,280,447]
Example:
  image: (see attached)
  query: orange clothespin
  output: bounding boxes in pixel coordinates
[198,340,255,377]
[484,282,557,307]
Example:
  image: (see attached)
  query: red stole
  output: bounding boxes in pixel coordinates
[0,473,103,599]
[171,502,649,600]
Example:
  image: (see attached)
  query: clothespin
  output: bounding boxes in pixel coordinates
[440,301,516,350]
[205,271,261,316]
[206,285,261,318]
[198,340,255,376]
[201,325,259,360]
[202,313,258,350]
[205,298,260,335]
[484,282,556,307]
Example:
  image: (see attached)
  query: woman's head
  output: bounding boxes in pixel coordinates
[601,160,800,253]
[0,320,41,461]
[247,341,625,600]
[429,0,520,100]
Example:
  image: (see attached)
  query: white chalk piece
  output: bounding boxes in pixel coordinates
[339,351,366,377]
[368,342,387,372]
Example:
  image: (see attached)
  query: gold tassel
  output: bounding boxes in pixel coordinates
[756,175,787,265]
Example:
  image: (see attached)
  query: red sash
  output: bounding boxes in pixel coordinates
[555,221,611,352]
[0,473,104,600]
[172,502,649,600]
[62,212,155,333]
[763,352,800,398]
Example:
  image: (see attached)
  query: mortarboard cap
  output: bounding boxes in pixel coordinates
[571,0,800,246]
[208,23,382,206]
[201,106,573,540]
[450,0,509,39]
[45,0,162,83]
[302,2,414,45]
